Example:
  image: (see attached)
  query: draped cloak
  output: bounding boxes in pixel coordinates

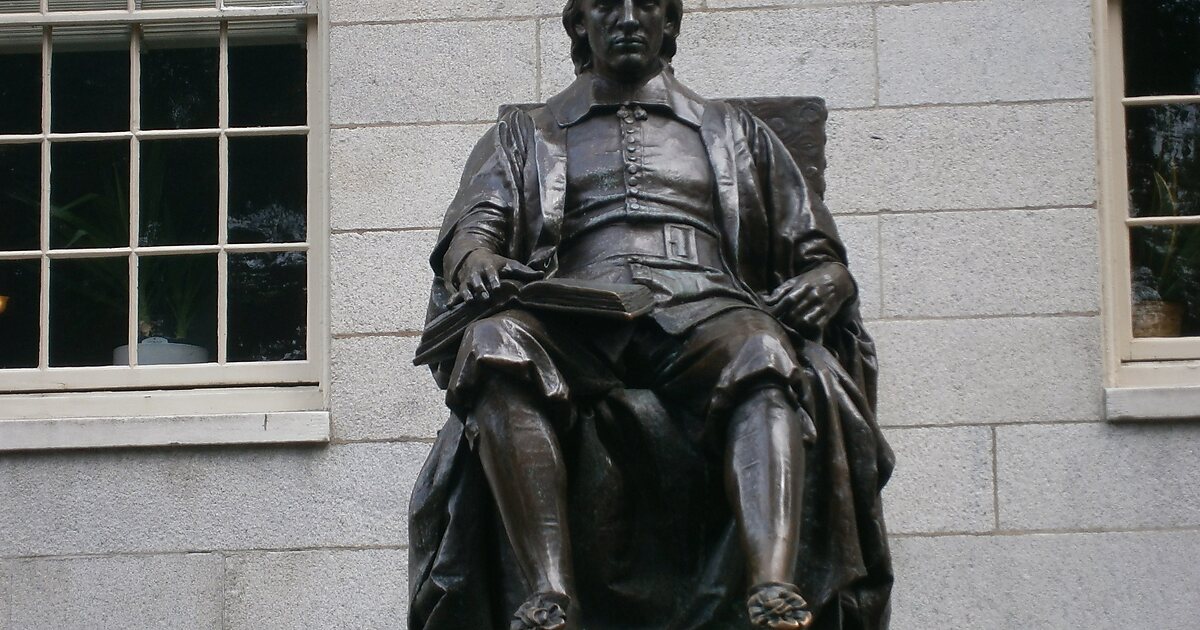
[408,74,896,630]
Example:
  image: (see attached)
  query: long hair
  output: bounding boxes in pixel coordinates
[562,0,684,75]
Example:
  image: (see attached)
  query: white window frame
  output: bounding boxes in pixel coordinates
[1096,0,1200,417]
[0,0,329,447]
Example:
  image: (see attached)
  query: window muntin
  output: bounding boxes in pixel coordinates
[0,1,322,394]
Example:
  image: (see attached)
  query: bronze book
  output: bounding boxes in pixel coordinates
[413,278,655,367]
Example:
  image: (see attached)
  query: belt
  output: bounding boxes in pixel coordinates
[558,222,724,272]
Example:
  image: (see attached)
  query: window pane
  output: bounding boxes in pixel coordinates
[48,0,126,10]
[49,257,128,367]
[0,1,40,12]
[224,0,307,6]
[0,144,41,252]
[1131,225,1200,338]
[229,20,306,127]
[0,259,40,369]
[140,139,218,246]
[141,24,219,130]
[229,251,306,362]
[1123,1,1200,97]
[138,0,215,8]
[1126,104,1199,218]
[50,141,130,249]
[137,254,216,363]
[0,28,42,135]
[228,136,306,243]
[51,26,131,133]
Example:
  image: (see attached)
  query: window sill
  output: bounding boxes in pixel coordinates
[0,410,330,452]
[1105,385,1200,422]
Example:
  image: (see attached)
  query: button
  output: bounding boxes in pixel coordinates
[627,155,639,162]
[628,176,640,185]
[629,201,642,210]
[626,145,638,153]
[627,164,640,174]
[633,107,648,120]
[626,128,637,135]
[617,107,631,119]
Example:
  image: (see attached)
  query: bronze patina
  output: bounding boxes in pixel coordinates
[408,1,894,628]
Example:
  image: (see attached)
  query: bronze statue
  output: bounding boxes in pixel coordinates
[408,1,894,628]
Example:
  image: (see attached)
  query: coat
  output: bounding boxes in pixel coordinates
[409,70,895,630]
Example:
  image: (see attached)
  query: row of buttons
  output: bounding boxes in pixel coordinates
[617,104,648,212]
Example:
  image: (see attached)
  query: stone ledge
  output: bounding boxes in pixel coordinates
[1105,386,1200,422]
[0,411,331,452]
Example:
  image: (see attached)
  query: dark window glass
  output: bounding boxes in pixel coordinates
[228,135,306,244]
[49,256,127,367]
[138,254,217,359]
[1131,225,1200,338]
[50,141,130,249]
[1123,1,1200,97]
[229,251,306,362]
[141,25,219,130]
[229,21,306,127]
[1126,104,1199,218]
[51,27,131,133]
[0,259,40,369]
[0,1,41,12]
[0,28,42,135]
[48,0,125,9]
[0,143,42,251]
[140,139,218,246]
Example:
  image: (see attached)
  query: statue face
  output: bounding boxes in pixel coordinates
[575,0,675,83]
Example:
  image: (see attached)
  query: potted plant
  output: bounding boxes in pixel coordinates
[1130,169,1200,337]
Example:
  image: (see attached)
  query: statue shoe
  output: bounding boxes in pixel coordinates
[747,582,814,630]
[510,591,571,630]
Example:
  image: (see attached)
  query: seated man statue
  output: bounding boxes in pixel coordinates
[408,1,895,629]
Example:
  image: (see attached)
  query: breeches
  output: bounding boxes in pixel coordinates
[446,306,817,442]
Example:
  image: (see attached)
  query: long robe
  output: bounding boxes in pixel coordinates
[408,80,895,630]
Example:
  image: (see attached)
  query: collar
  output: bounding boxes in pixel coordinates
[546,66,706,129]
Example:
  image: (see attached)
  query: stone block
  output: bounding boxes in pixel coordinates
[878,0,1093,105]
[330,0,561,23]
[0,442,430,556]
[330,124,491,231]
[881,426,994,534]
[331,335,448,441]
[824,102,1096,214]
[997,422,1200,531]
[880,208,1101,318]
[833,214,880,319]
[672,8,876,109]
[872,316,1103,425]
[330,230,438,335]
[7,554,222,630]
[331,22,537,124]
[891,531,1200,629]
[225,549,408,630]
[0,561,8,630]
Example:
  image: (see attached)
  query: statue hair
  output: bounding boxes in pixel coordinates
[562,0,684,75]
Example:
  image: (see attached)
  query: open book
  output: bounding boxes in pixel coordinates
[413,278,655,367]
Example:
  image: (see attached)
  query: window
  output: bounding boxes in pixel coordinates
[1097,0,1200,393]
[0,1,327,437]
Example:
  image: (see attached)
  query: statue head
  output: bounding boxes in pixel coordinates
[563,0,683,82]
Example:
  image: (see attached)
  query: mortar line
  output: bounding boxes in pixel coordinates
[330,226,439,235]
[880,418,1105,430]
[0,544,411,563]
[331,331,423,339]
[534,19,543,101]
[890,524,1200,539]
[220,552,229,630]
[991,426,1001,531]
[871,4,881,107]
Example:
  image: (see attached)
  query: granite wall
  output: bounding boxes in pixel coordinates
[3,0,1199,628]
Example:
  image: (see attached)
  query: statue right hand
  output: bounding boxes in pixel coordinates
[455,249,543,304]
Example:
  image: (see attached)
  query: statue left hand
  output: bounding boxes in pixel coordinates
[765,263,855,335]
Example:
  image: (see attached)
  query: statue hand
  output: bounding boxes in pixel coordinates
[765,263,855,335]
[455,249,543,304]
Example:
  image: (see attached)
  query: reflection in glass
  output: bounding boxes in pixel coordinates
[138,254,216,360]
[1123,1,1200,97]
[50,141,130,249]
[49,257,128,367]
[1126,105,1199,219]
[229,251,306,362]
[0,28,42,135]
[140,139,218,246]
[228,136,306,243]
[0,259,40,369]
[48,0,125,9]
[51,26,131,133]
[0,144,41,252]
[1131,225,1200,338]
[229,20,306,127]
[141,24,219,130]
